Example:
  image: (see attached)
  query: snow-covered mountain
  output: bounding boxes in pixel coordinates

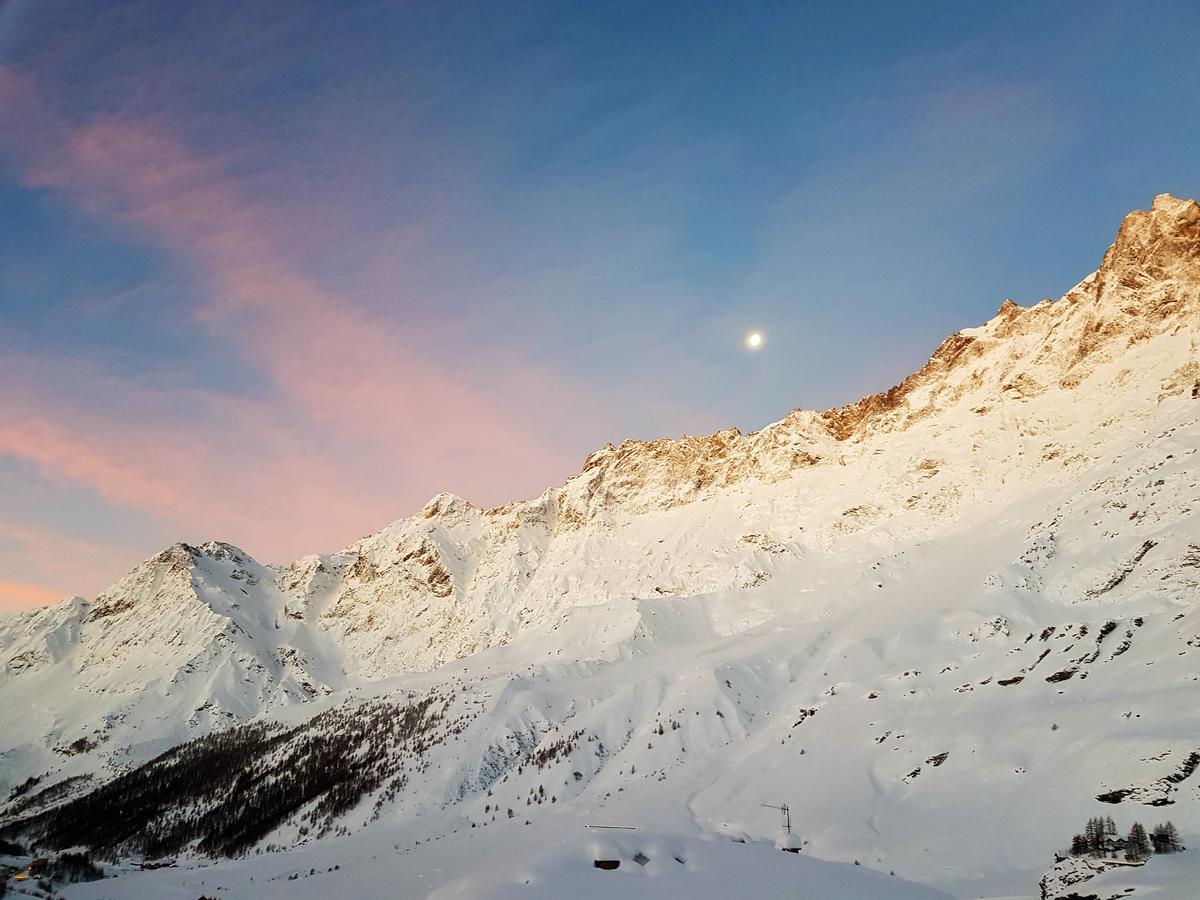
[1,194,1198,899]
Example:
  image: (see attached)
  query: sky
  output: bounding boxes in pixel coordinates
[1,0,1198,611]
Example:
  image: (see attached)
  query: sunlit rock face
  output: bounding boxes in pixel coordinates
[277,193,1200,674]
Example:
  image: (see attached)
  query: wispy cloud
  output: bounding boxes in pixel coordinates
[0,580,65,614]
[0,519,133,612]
[0,360,390,552]
[20,110,570,476]
[0,66,631,603]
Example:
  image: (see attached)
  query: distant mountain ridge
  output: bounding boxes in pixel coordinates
[1,194,1198,899]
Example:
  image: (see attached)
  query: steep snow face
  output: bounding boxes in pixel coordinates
[2,195,1199,899]
[278,193,1200,674]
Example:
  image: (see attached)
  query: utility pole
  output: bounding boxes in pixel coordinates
[762,802,790,834]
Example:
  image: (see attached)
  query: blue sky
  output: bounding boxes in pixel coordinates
[1,0,1198,607]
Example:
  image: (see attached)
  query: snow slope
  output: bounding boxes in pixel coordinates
[46,818,954,900]
[2,194,1199,899]
[0,541,350,808]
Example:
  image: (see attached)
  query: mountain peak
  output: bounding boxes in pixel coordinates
[195,540,252,563]
[419,492,481,520]
[1096,192,1200,291]
[996,298,1024,319]
[1151,191,1195,213]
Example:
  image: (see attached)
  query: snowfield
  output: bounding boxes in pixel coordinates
[50,820,954,899]
[3,194,1200,899]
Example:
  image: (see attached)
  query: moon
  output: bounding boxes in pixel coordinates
[746,331,763,349]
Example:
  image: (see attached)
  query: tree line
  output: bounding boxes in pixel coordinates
[1069,816,1182,862]
[0,691,456,859]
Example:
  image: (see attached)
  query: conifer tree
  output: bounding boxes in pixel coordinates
[1084,816,1105,856]
[1151,821,1181,854]
[1126,822,1151,862]
[1069,833,1089,856]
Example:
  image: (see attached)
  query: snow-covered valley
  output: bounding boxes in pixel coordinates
[2,194,1199,898]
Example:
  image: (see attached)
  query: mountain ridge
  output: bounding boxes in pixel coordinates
[8,192,1196,617]
[4,193,1197,680]
[1,194,1198,899]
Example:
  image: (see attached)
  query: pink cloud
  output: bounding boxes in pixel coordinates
[0,581,66,614]
[0,65,639,607]
[18,113,576,491]
[0,363,399,563]
[0,520,132,611]
[0,404,197,515]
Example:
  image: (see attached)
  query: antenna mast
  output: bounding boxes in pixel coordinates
[761,802,791,834]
